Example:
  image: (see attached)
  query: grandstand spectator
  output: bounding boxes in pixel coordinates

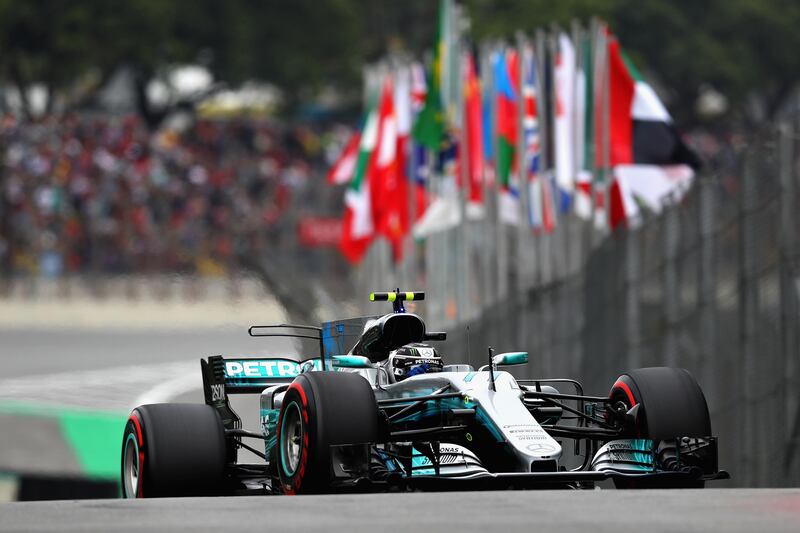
[0,113,344,281]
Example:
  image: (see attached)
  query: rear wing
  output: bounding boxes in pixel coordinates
[201,324,325,397]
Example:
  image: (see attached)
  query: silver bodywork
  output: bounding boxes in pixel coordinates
[359,369,562,472]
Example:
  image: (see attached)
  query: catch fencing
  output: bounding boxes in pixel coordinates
[356,121,800,488]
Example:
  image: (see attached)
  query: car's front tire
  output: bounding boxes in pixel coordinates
[276,372,379,494]
[121,403,226,498]
[608,367,711,488]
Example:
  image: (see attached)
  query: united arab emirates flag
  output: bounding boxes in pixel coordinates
[605,37,700,228]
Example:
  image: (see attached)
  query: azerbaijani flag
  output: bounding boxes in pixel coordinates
[495,48,521,225]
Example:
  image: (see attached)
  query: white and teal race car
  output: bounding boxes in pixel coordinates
[121,290,728,497]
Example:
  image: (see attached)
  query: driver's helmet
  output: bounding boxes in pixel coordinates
[384,343,443,383]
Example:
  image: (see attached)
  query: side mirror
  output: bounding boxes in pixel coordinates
[423,331,447,341]
[492,351,528,367]
[332,355,374,369]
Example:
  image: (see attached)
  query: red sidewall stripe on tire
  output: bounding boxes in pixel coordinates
[611,380,643,438]
[280,382,310,495]
[612,380,637,407]
[128,413,145,498]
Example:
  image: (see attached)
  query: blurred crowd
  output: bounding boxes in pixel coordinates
[0,113,350,280]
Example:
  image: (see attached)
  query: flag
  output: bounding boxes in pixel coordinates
[339,105,378,264]
[553,33,576,213]
[413,134,461,238]
[605,36,701,229]
[592,22,610,230]
[412,144,428,222]
[326,131,360,185]
[371,78,408,260]
[391,69,412,260]
[410,63,429,222]
[481,84,495,186]
[574,32,593,220]
[522,42,544,232]
[495,48,521,225]
[541,171,557,232]
[412,0,446,150]
[411,62,427,113]
[464,50,484,215]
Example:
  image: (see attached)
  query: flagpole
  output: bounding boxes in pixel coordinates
[534,28,549,286]
[515,30,529,295]
[585,17,601,241]
[357,63,373,313]
[455,13,469,325]
[601,23,611,237]
[572,19,590,267]
[548,27,565,285]
[479,40,495,312]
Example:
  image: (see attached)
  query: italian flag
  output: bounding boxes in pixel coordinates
[605,37,700,229]
[339,103,378,264]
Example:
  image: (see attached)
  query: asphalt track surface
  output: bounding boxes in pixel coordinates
[0,489,797,532]
[0,328,295,475]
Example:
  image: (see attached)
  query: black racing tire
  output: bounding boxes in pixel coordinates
[609,367,711,489]
[275,371,379,494]
[121,403,226,498]
[610,367,711,440]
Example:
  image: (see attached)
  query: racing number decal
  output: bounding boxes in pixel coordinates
[210,383,225,402]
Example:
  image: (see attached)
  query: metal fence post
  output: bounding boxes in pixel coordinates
[625,226,641,371]
[663,204,679,366]
[739,147,759,487]
[698,178,718,410]
[779,120,800,484]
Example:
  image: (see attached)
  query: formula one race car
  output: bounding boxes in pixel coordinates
[121,290,728,497]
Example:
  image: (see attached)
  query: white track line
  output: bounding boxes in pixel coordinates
[0,361,199,411]
[132,372,203,407]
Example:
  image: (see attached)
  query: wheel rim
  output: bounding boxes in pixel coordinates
[280,402,304,476]
[123,433,140,498]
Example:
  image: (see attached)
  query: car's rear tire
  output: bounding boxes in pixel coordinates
[609,367,711,488]
[121,403,226,498]
[276,372,379,494]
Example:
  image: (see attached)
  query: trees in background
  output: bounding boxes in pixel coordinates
[0,0,796,128]
[464,0,800,127]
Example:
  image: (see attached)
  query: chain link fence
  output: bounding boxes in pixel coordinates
[358,120,800,487]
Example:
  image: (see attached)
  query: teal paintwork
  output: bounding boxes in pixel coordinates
[260,407,280,460]
[332,355,373,369]
[493,352,528,366]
